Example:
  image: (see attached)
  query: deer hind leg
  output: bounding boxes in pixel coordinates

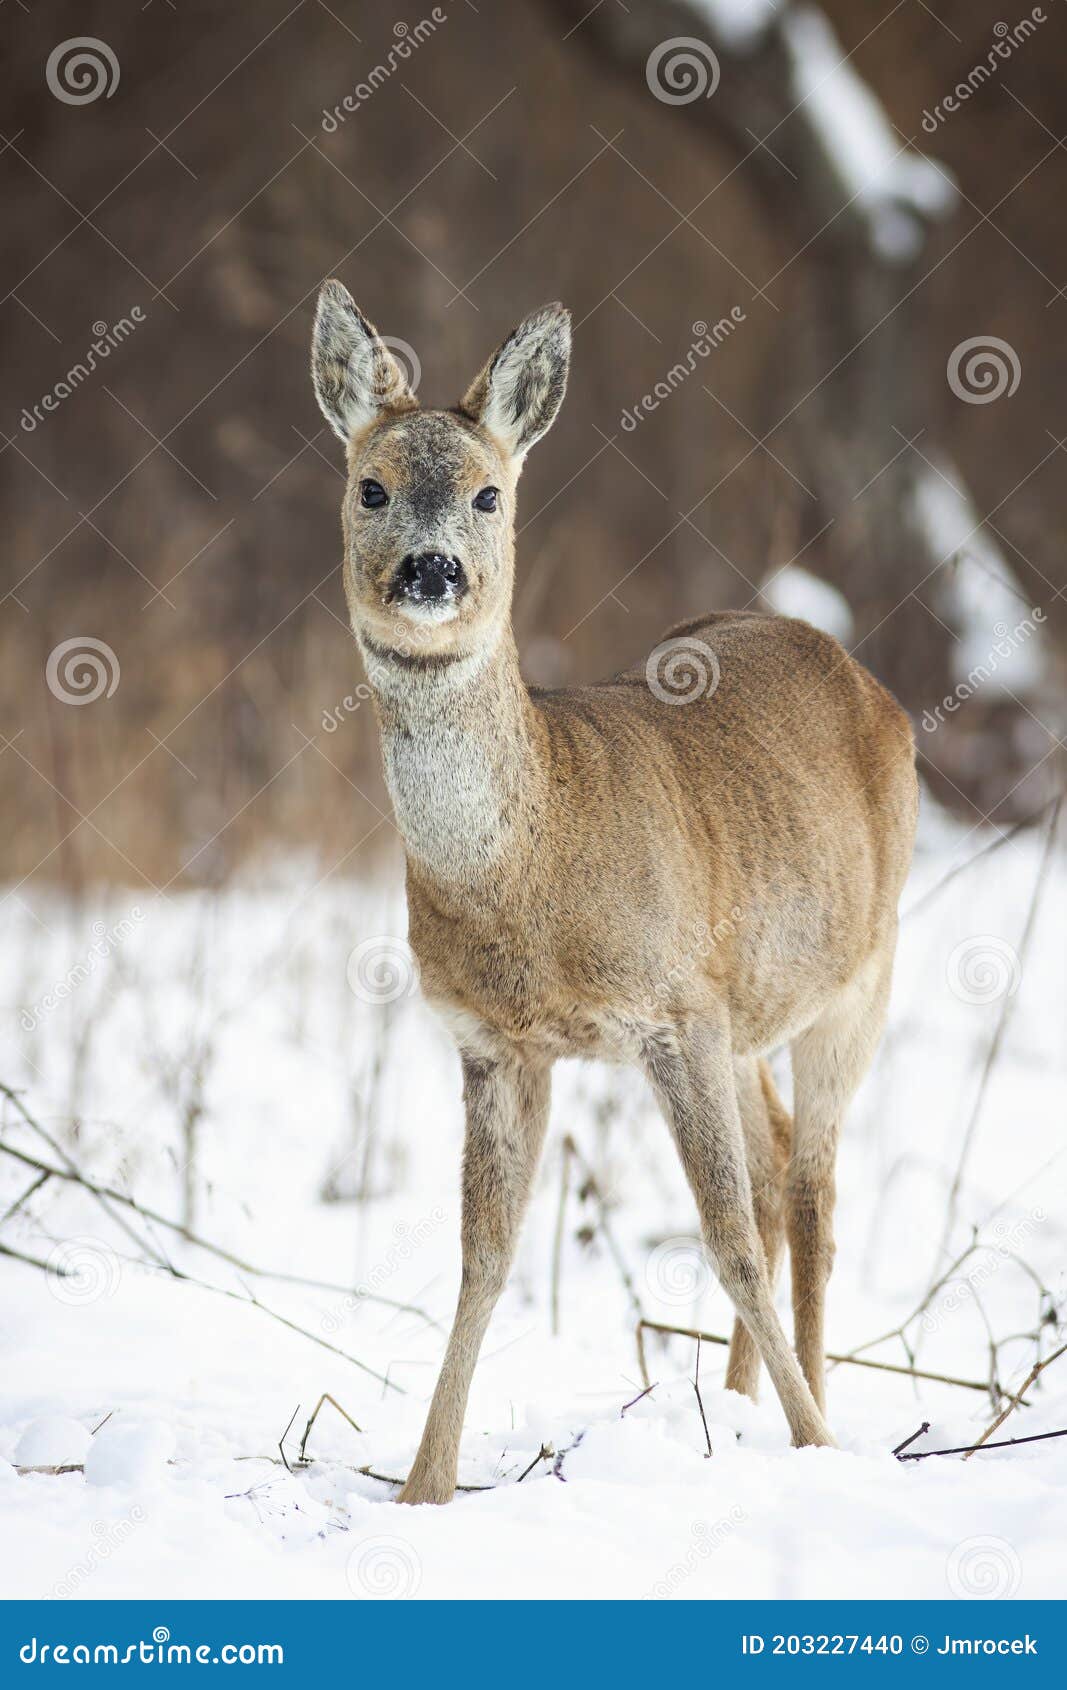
[397,1052,551,1506]
[787,940,895,1413]
[725,1057,791,1401]
[644,1018,833,1450]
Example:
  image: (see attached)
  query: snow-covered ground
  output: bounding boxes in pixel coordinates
[1,800,1064,1601]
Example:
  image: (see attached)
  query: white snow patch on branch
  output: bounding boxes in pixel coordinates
[782,6,956,260]
[913,467,1044,692]
[761,564,854,641]
[699,0,782,51]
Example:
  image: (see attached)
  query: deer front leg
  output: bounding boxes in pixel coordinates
[397,1051,551,1506]
[643,1019,834,1451]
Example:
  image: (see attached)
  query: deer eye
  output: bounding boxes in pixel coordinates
[473,486,498,513]
[360,479,388,509]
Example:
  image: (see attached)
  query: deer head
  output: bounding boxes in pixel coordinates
[311,279,571,662]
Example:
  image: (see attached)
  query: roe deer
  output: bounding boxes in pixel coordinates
[311,281,918,1506]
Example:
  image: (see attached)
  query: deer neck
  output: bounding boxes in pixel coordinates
[362,619,545,897]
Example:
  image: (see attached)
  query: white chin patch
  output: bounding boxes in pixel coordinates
[395,599,458,624]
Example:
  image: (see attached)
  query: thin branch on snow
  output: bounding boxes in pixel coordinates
[891,1422,930,1457]
[296,1393,364,1466]
[568,1135,644,1323]
[637,1318,994,1396]
[693,1336,713,1459]
[898,1427,1067,1463]
[515,1444,554,1484]
[842,1225,1059,1410]
[901,789,1064,923]
[277,1403,301,1473]
[620,1382,657,1416]
[0,1082,169,1270]
[0,1240,74,1276]
[963,1339,1067,1460]
[2,1212,405,1396]
[935,796,1062,1264]
[0,1105,441,1330]
[549,1133,574,1337]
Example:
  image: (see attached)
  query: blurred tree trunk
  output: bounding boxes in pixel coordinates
[546,0,1053,817]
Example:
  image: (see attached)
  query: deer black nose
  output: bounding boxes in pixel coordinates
[395,552,466,602]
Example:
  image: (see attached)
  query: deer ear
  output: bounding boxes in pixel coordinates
[311,279,417,444]
[462,303,570,462]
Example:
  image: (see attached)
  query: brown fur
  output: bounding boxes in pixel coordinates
[311,284,919,1505]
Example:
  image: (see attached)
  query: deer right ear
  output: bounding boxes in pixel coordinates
[311,279,417,444]
[461,303,571,463]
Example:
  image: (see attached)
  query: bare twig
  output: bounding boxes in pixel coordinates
[0,1082,168,1268]
[620,1382,657,1416]
[693,1335,712,1459]
[637,1318,992,1395]
[936,796,1062,1264]
[901,791,1064,922]
[899,1427,1067,1462]
[515,1444,553,1483]
[278,1403,301,1473]
[568,1139,643,1321]
[3,1221,403,1394]
[0,1240,72,1275]
[1,1169,51,1226]
[963,1339,1067,1459]
[891,1421,930,1457]
[550,1135,573,1337]
[552,1430,586,1482]
[0,1134,438,1328]
[297,1392,364,1465]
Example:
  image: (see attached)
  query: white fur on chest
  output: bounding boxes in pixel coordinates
[383,721,504,875]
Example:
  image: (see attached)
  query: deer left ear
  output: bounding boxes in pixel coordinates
[311,279,417,444]
[462,303,570,462]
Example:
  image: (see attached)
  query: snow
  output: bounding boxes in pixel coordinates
[782,7,956,260]
[1,812,1064,1600]
[700,0,781,53]
[912,466,1045,693]
[83,1420,176,1491]
[14,1417,91,1470]
[760,564,854,641]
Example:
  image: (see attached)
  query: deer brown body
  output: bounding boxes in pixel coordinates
[311,282,918,1505]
